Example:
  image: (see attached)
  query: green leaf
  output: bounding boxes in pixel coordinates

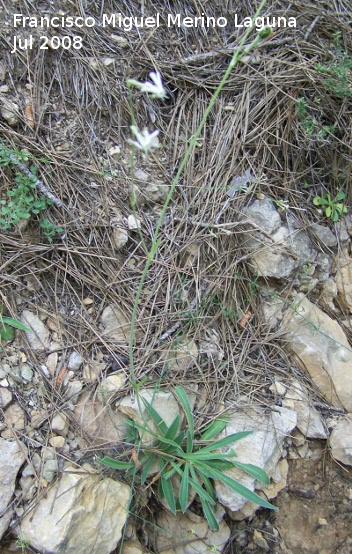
[179,464,190,512]
[200,415,229,440]
[200,498,219,531]
[200,459,236,471]
[97,456,135,470]
[142,396,168,435]
[189,466,216,505]
[325,206,332,218]
[196,431,252,453]
[1,317,31,332]
[335,190,345,202]
[1,325,15,341]
[140,453,156,484]
[161,472,176,514]
[208,466,277,510]
[232,461,270,484]
[174,386,194,452]
[164,414,181,441]
[313,196,323,206]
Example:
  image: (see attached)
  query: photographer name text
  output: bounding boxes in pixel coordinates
[10,13,297,53]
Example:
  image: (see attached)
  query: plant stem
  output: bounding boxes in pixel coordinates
[128,6,269,386]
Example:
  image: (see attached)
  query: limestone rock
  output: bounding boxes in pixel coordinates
[51,413,69,437]
[242,197,282,235]
[0,438,27,540]
[156,509,231,553]
[1,99,20,126]
[311,223,337,248]
[241,199,317,279]
[329,415,352,465]
[73,390,126,445]
[97,373,126,400]
[67,351,83,371]
[17,467,130,554]
[20,310,50,351]
[282,294,352,411]
[282,380,327,439]
[111,227,129,249]
[99,305,131,342]
[215,407,296,514]
[336,257,352,313]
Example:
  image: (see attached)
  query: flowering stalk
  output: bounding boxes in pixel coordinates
[129,3,270,387]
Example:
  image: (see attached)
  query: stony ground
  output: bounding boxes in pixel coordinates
[0,0,352,552]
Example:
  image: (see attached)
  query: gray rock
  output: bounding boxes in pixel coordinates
[329,415,352,465]
[67,352,83,371]
[242,197,282,234]
[20,310,50,351]
[311,223,337,247]
[0,438,27,540]
[17,467,130,554]
[99,305,131,343]
[282,294,352,412]
[282,380,327,439]
[156,509,231,553]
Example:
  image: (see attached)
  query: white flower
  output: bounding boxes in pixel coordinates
[127,125,160,154]
[127,71,167,99]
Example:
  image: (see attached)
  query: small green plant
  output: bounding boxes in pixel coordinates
[313,190,347,222]
[296,97,335,139]
[0,145,63,241]
[0,304,31,342]
[314,35,352,98]
[98,386,277,531]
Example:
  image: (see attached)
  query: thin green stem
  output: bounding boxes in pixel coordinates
[128,0,269,387]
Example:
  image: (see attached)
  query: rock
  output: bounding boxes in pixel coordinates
[17,467,130,554]
[65,380,83,404]
[51,413,69,436]
[20,363,33,382]
[111,228,129,249]
[215,407,296,514]
[67,352,83,371]
[20,310,50,351]
[49,436,66,448]
[46,351,58,376]
[2,404,25,436]
[99,305,131,342]
[127,214,141,230]
[311,223,337,247]
[156,509,231,553]
[320,277,337,312]
[282,380,327,438]
[0,438,27,541]
[0,388,12,409]
[97,374,126,401]
[0,99,20,125]
[336,257,352,313]
[73,390,126,445]
[329,415,352,465]
[42,459,58,482]
[144,182,168,204]
[241,199,317,279]
[282,294,352,411]
[242,197,282,235]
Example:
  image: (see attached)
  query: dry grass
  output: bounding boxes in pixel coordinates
[0,0,351,453]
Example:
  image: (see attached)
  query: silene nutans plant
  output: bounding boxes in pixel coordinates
[98,387,277,531]
[98,3,277,532]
